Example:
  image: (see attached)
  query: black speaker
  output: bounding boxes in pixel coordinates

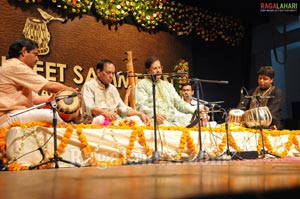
[292,101,300,120]
[236,151,259,159]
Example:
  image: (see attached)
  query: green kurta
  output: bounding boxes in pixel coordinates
[134,78,197,126]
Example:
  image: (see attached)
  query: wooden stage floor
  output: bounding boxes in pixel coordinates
[1,158,300,199]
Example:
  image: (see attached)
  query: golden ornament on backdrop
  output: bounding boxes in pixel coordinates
[23,8,65,55]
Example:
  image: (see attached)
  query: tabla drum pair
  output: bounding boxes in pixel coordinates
[228,107,272,128]
[55,89,81,122]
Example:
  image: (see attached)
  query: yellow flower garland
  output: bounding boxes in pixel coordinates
[1,122,300,171]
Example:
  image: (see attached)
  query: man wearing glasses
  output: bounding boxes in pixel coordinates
[80,59,149,125]
[181,83,197,106]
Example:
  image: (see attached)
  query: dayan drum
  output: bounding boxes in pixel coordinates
[243,106,272,128]
[228,109,244,125]
[56,89,81,122]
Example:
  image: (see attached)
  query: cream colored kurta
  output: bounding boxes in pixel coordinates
[81,78,131,123]
[134,78,197,126]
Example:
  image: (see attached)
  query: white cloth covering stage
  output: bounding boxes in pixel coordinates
[5,125,300,168]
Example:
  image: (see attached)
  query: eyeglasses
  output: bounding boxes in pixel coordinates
[182,89,192,92]
[102,71,115,76]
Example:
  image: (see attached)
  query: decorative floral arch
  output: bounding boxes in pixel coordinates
[11,0,244,46]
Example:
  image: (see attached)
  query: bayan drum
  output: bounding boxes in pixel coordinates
[228,109,244,125]
[56,89,81,122]
[243,106,272,128]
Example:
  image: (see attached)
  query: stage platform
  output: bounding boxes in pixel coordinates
[1,158,300,199]
[1,122,300,198]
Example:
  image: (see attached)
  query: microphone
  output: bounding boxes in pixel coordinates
[207,100,224,109]
[55,92,81,101]
[209,103,222,109]
[116,71,129,78]
[68,92,81,98]
[239,87,246,108]
[191,97,223,108]
[136,74,145,79]
[191,97,209,104]
[240,87,244,98]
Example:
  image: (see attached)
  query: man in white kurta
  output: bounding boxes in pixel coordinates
[81,59,149,125]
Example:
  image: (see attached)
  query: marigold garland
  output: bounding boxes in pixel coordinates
[11,0,245,46]
[173,128,197,160]
[1,121,300,171]
[136,126,153,157]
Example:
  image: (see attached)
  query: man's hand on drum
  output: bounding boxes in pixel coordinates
[32,93,55,105]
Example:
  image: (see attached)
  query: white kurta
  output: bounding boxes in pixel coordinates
[81,78,143,125]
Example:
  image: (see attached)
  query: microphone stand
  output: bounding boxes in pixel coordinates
[214,108,243,160]
[254,96,280,159]
[193,80,205,160]
[126,72,189,163]
[188,78,228,161]
[10,97,81,169]
[127,73,162,162]
[150,74,160,162]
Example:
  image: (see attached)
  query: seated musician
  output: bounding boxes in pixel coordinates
[80,59,149,125]
[237,66,284,130]
[181,83,198,106]
[181,83,212,126]
[134,56,208,127]
[0,38,77,127]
